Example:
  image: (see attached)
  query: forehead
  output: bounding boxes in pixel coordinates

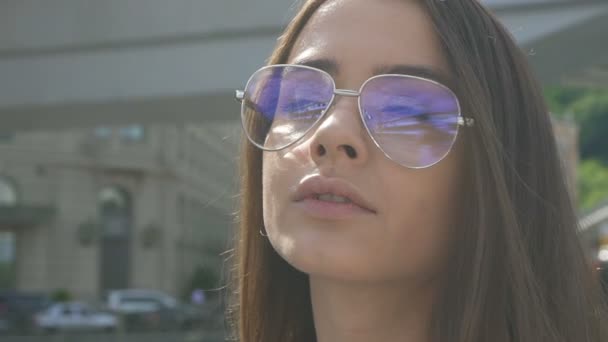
[288,0,449,82]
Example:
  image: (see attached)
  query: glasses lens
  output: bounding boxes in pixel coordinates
[241,65,334,150]
[360,76,460,168]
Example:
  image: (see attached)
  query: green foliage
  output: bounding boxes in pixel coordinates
[545,87,608,163]
[545,86,588,115]
[568,92,608,163]
[545,86,608,210]
[579,160,608,211]
[51,288,72,302]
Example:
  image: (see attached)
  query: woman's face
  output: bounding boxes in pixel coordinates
[262,0,466,283]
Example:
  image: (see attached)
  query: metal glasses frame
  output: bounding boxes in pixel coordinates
[235,64,475,169]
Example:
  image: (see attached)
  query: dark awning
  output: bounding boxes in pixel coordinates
[0,205,56,228]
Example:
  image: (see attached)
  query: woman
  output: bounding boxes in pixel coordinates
[230,0,608,341]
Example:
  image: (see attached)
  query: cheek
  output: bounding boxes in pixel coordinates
[262,143,310,218]
[262,150,312,267]
[262,154,281,226]
[261,150,303,230]
[381,169,460,278]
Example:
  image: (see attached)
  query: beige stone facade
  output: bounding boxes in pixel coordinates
[0,123,239,302]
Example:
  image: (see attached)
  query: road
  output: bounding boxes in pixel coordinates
[1,330,226,342]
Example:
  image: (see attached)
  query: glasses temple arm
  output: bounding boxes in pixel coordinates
[412,111,475,127]
[235,90,245,102]
[235,92,266,115]
[458,116,475,127]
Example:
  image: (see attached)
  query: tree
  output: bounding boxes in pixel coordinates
[545,86,588,115]
[545,87,608,210]
[568,92,608,164]
[579,159,608,211]
[546,87,608,163]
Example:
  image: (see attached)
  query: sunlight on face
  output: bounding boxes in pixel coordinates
[262,0,465,284]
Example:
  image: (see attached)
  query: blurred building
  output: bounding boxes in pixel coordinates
[0,0,605,301]
[552,116,579,202]
[0,123,238,301]
[1,0,608,133]
[580,202,608,265]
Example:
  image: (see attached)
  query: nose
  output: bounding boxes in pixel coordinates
[307,100,370,169]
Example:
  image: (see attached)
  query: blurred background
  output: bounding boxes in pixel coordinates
[0,0,607,341]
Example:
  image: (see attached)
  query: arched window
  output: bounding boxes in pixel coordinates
[99,187,128,211]
[98,186,131,237]
[98,185,133,294]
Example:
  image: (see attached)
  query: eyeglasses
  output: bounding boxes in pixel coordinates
[236,64,474,169]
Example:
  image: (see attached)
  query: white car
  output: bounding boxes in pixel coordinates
[107,289,177,314]
[34,302,118,333]
[106,289,195,331]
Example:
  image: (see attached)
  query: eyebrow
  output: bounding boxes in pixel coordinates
[291,57,454,89]
[292,57,339,75]
[373,64,454,89]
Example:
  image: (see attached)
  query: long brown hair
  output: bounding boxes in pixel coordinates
[229,1,608,341]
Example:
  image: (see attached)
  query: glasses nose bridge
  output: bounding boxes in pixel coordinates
[334,88,360,98]
[323,88,362,123]
[329,88,361,113]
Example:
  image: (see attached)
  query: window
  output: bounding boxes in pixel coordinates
[94,126,113,139]
[119,125,145,142]
[99,187,128,209]
[0,233,15,263]
[0,178,18,206]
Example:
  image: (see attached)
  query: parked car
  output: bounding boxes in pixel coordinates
[107,289,182,331]
[107,289,177,314]
[34,302,118,334]
[106,289,205,331]
[0,291,51,335]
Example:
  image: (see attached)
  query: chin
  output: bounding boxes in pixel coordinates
[268,226,387,282]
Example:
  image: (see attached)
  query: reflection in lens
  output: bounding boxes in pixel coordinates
[361,76,460,168]
[241,66,334,150]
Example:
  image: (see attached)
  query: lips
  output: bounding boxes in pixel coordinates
[291,174,377,214]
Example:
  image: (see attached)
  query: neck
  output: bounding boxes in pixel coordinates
[310,276,437,342]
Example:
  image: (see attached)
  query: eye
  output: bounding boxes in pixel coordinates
[380,104,424,117]
[423,112,459,133]
[277,100,327,123]
[376,105,430,128]
[369,108,458,135]
[281,100,327,114]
